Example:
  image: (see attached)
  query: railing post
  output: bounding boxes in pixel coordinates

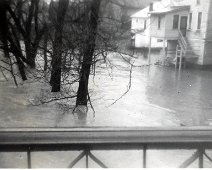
[175,45,178,69]
[85,149,89,168]
[27,147,31,169]
[199,148,204,168]
[143,145,147,168]
[179,49,183,71]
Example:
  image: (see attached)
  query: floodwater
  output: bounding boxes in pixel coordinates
[85,52,212,127]
[145,50,212,126]
[0,52,212,127]
[146,66,212,126]
[1,52,212,168]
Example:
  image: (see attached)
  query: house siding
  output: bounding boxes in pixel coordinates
[150,0,212,65]
[133,18,164,48]
[203,0,212,65]
[131,0,212,65]
[134,18,150,47]
[150,9,189,39]
[164,10,189,39]
[132,18,146,30]
[186,0,212,65]
[150,15,166,38]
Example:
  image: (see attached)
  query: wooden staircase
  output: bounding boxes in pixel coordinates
[173,30,199,70]
[173,30,187,70]
[174,45,186,70]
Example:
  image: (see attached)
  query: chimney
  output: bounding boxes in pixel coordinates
[149,3,153,11]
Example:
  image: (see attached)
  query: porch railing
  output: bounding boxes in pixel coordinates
[0,127,212,168]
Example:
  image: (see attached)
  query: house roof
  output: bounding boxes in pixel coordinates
[131,1,167,18]
[131,0,190,18]
[171,0,190,6]
[149,5,190,15]
[130,5,150,18]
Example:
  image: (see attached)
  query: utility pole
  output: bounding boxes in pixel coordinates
[148,36,152,65]
[162,38,166,65]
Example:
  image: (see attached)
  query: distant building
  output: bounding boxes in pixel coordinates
[130,1,170,48]
[148,0,212,67]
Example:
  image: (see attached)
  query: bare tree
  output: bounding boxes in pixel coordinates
[0,0,26,82]
[0,0,49,82]
[50,0,70,92]
[0,0,9,59]
[0,0,144,115]
[7,0,46,68]
[76,0,101,107]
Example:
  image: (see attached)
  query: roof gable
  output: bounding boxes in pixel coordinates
[131,0,171,18]
[131,0,191,18]
[149,5,190,15]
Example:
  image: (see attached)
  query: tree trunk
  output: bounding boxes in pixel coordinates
[15,56,27,81]
[0,0,27,82]
[25,0,36,68]
[0,0,9,58]
[7,27,28,81]
[25,42,36,68]
[76,0,101,106]
[43,30,48,71]
[50,0,69,92]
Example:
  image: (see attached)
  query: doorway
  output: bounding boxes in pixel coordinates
[180,16,188,37]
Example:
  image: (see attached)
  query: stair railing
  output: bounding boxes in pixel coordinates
[175,30,188,70]
[178,29,187,55]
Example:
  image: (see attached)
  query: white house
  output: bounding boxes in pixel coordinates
[148,0,212,67]
[130,0,170,48]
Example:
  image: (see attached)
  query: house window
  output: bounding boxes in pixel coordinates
[197,12,202,30]
[158,16,161,29]
[144,20,147,30]
[173,15,179,29]
[157,39,163,42]
[189,13,192,29]
[196,0,200,5]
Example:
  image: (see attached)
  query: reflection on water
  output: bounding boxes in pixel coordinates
[145,66,212,126]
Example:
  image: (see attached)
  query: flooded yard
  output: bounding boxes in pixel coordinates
[146,66,212,126]
[1,0,212,167]
[1,53,212,168]
[1,53,212,127]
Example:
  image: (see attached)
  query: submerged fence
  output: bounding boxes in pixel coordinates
[0,127,212,168]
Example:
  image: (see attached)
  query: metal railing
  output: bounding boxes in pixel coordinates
[0,127,212,168]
